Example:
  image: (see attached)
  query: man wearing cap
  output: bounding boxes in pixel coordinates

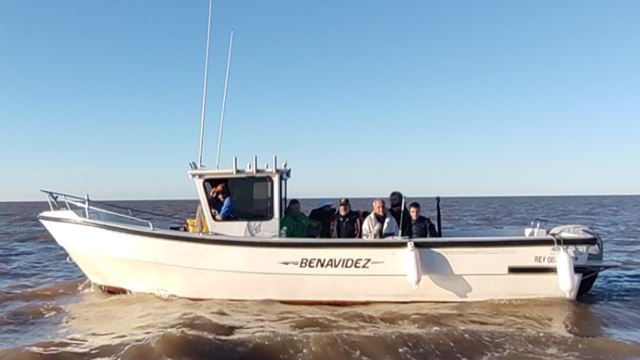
[330,198,362,238]
[308,200,336,238]
[209,182,235,220]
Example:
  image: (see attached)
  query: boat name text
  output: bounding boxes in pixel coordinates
[279,258,373,269]
[300,258,371,269]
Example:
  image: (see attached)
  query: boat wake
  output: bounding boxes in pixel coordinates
[2,291,640,360]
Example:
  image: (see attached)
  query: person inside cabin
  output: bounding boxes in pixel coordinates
[362,199,399,239]
[210,182,235,220]
[280,199,310,238]
[408,202,438,238]
[309,200,336,237]
[389,191,411,236]
[330,198,362,238]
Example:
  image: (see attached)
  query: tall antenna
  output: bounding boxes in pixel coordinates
[215,29,234,169]
[197,0,214,168]
[398,196,406,238]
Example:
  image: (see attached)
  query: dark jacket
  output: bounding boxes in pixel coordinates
[410,216,438,238]
[330,211,362,238]
[389,207,412,236]
[309,206,336,238]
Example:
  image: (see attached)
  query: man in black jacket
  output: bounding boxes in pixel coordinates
[389,191,411,236]
[330,198,362,238]
[408,202,438,238]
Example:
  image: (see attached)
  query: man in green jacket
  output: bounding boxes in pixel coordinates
[280,199,309,238]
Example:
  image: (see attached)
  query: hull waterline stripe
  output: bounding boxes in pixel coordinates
[38,215,599,249]
[508,267,557,274]
[508,266,598,274]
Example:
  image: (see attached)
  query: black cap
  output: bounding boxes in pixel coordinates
[338,198,350,205]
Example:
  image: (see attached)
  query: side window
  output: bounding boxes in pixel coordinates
[204,177,273,221]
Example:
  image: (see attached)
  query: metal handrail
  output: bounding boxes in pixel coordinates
[41,189,154,230]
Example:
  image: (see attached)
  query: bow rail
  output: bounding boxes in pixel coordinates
[41,189,154,230]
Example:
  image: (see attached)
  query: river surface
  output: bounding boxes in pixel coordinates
[0,196,639,359]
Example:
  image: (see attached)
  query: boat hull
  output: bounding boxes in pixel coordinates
[39,211,599,302]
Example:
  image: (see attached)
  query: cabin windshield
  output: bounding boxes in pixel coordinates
[204,177,273,221]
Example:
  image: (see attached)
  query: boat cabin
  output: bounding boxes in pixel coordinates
[188,155,290,237]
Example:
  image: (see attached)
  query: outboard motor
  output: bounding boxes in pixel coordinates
[550,225,604,297]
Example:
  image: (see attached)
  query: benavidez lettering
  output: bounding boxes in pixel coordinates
[298,258,372,269]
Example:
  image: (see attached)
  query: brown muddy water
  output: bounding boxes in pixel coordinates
[0,196,639,359]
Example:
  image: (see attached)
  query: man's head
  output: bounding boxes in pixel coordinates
[372,198,386,216]
[389,191,403,208]
[288,199,301,215]
[409,202,421,220]
[211,182,229,199]
[338,198,350,215]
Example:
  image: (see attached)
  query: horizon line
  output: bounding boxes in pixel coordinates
[2,192,639,203]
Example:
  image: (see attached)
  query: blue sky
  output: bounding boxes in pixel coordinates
[0,1,638,201]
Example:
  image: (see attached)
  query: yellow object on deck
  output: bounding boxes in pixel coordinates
[186,205,209,233]
[186,218,198,233]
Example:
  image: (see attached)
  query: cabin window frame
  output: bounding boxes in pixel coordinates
[203,176,274,222]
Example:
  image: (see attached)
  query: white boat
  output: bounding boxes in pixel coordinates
[37,2,615,302]
[38,155,615,302]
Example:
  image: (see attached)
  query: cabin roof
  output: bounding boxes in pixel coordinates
[188,168,289,178]
[188,155,291,179]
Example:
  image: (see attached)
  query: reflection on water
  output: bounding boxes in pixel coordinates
[1,197,640,359]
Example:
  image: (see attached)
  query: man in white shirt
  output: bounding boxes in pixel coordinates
[362,199,399,239]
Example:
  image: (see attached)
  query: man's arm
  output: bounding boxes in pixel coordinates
[329,217,338,238]
[280,216,291,237]
[428,221,438,238]
[361,217,371,239]
[383,217,399,238]
[218,198,234,220]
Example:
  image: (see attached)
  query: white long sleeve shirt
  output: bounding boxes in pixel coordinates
[362,211,399,239]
